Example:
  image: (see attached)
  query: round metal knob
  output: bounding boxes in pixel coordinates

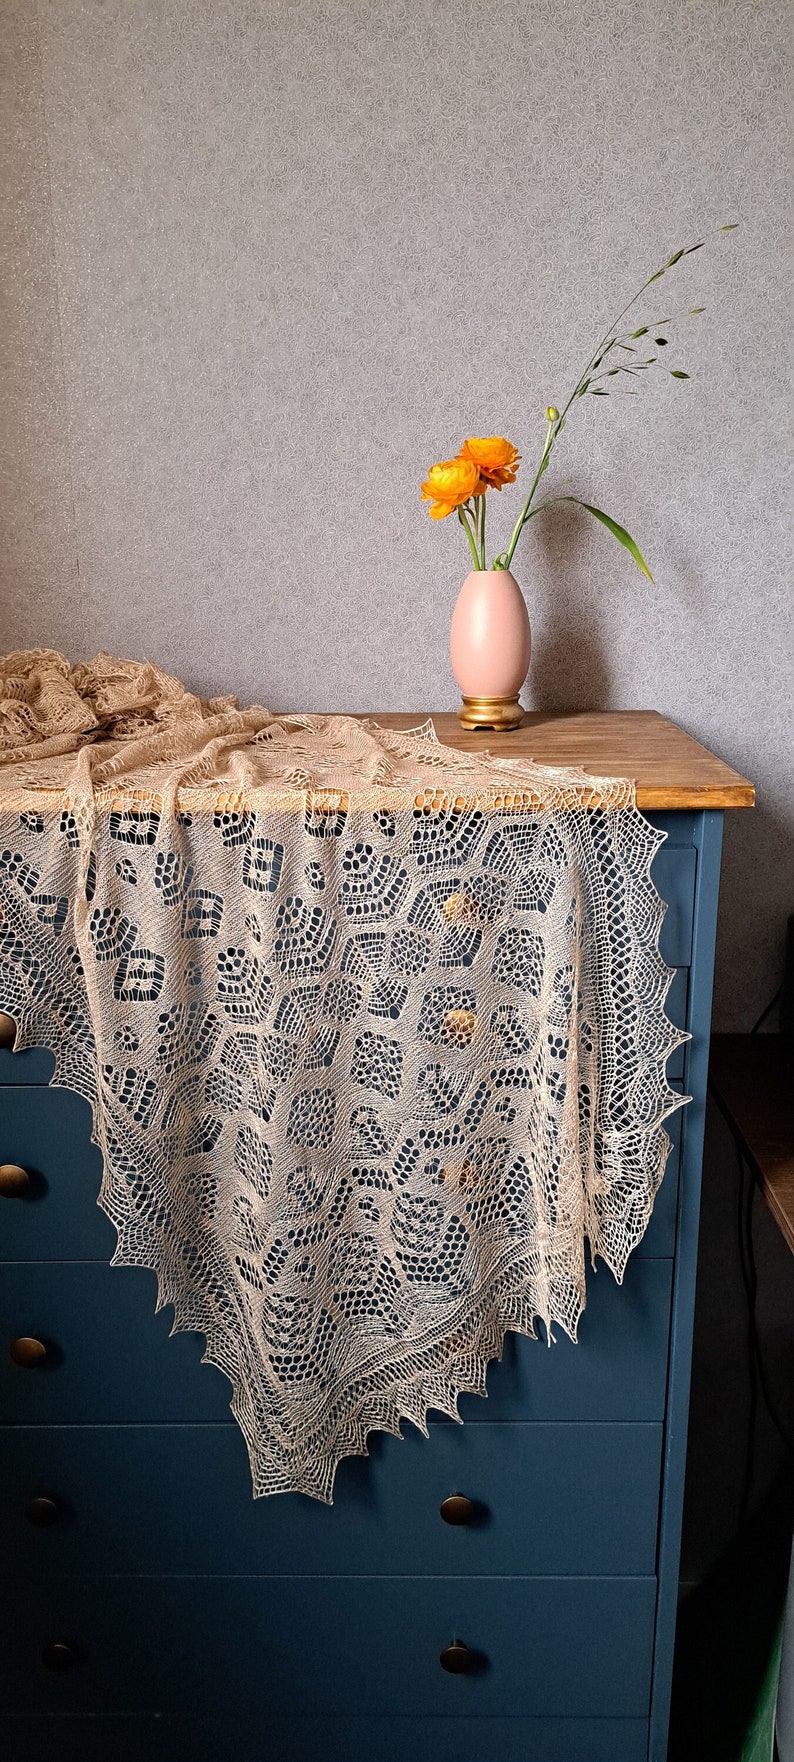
[440,1639,476,1675]
[26,1496,60,1528]
[0,1012,16,1049]
[10,1336,47,1368]
[0,1163,30,1198]
[440,1493,477,1526]
[42,1641,76,1671]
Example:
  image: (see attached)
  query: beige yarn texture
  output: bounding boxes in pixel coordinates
[0,651,687,1500]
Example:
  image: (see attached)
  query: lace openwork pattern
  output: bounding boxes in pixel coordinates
[0,651,687,1500]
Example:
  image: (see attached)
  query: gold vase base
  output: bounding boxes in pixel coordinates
[457,695,525,731]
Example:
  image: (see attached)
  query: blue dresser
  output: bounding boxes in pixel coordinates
[0,712,752,1762]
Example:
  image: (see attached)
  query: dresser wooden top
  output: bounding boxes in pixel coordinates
[360,711,754,810]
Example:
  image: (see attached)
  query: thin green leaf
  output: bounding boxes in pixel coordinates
[616,343,637,352]
[607,368,620,376]
[590,387,609,395]
[630,326,649,338]
[667,248,686,265]
[669,369,690,379]
[688,307,706,315]
[565,499,653,581]
[647,269,666,282]
[577,379,591,396]
[684,242,704,254]
[719,222,739,230]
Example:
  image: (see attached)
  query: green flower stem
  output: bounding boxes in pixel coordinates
[500,237,708,571]
[557,261,681,426]
[502,416,556,571]
[458,505,481,572]
[519,494,653,580]
[478,492,487,570]
[443,227,731,576]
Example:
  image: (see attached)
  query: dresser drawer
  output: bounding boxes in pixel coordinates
[1,1418,663,1578]
[643,813,694,1086]
[0,1254,672,1426]
[0,818,693,1105]
[664,964,687,1080]
[635,1085,683,1257]
[0,1071,686,1268]
[0,1045,55,1087]
[462,1254,673,1422]
[652,845,696,968]
[0,1711,654,1762]
[0,1084,683,1267]
[1,1572,657,1720]
[0,1087,112,1262]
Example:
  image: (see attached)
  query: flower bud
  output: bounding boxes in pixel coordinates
[546,406,559,422]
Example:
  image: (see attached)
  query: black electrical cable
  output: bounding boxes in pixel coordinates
[751,986,782,1036]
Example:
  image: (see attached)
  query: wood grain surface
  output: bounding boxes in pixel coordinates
[359,710,754,810]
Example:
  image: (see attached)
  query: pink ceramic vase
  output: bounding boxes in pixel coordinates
[449,569,531,730]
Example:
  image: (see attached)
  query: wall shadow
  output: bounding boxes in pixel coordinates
[714,791,794,1031]
[522,502,613,714]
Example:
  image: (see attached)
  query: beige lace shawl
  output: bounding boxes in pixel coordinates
[0,651,686,1500]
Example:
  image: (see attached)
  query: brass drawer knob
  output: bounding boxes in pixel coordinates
[42,1641,76,1671]
[10,1336,47,1368]
[0,1163,30,1198]
[0,1012,16,1049]
[26,1496,60,1527]
[439,1493,477,1526]
[440,1639,476,1675]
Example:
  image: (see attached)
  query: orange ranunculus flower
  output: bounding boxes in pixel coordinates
[457,435,521,489]
[421,457,484,520]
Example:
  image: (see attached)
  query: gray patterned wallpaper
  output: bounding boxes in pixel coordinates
[0,0,790,1028]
